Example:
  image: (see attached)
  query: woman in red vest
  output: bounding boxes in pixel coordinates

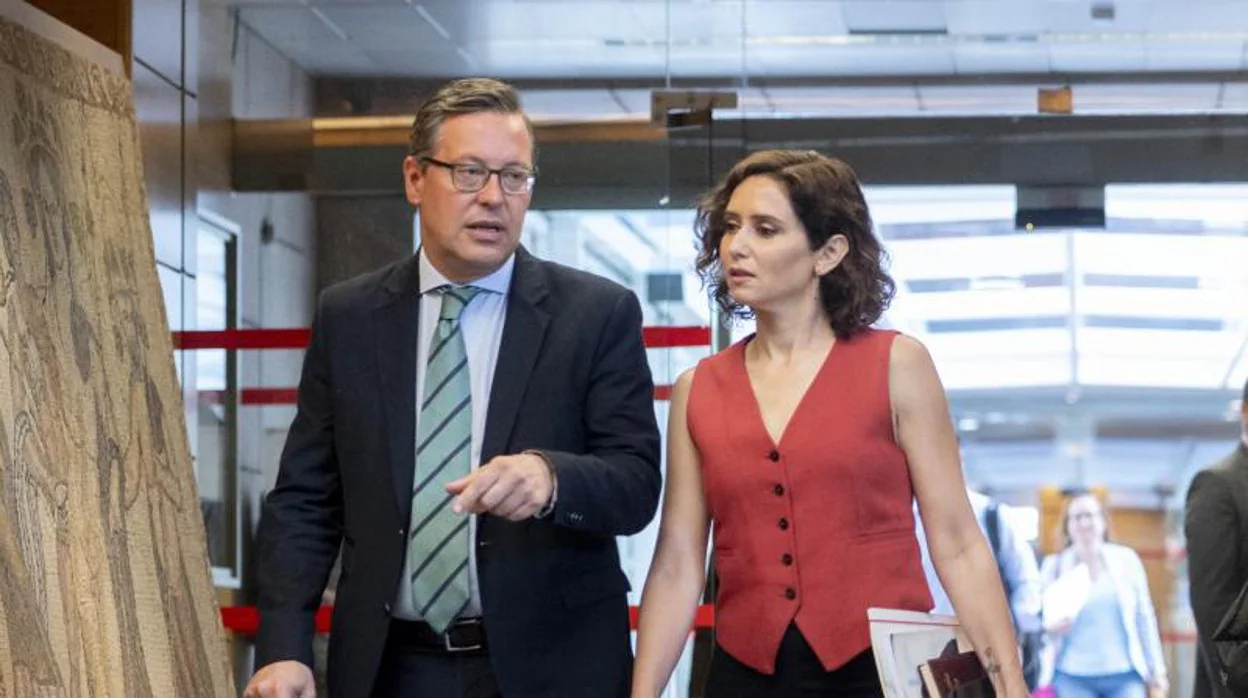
[632,150,1028,698]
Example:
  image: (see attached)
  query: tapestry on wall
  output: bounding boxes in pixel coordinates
[0,14,234,698]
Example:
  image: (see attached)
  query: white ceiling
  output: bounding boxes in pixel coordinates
[880,185,1248,394]
[232,0,1248,79]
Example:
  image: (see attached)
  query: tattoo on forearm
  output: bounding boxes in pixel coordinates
[983,647,1001,678]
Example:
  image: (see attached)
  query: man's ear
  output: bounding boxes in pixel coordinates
[815,234,849,277]
[403,156,425,207]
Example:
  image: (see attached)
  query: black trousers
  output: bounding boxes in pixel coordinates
[371,621,501,698]
[705,625,883,698]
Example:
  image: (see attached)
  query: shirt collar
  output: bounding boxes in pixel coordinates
[418,247,514,297]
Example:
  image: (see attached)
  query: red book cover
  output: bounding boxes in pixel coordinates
[918,645,996,698]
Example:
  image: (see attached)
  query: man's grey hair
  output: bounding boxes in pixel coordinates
[407,77,536,164]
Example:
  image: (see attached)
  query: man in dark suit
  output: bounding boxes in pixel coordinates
[1186,376,1248,698]
[243,77,662,698]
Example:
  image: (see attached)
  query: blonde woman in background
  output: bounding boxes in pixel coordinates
[1039,492,1167,698]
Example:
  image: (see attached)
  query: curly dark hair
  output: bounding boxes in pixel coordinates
[693,149,895,339]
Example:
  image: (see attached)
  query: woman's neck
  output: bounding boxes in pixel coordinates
[1074,542,1103,574]
[750,295,835,362]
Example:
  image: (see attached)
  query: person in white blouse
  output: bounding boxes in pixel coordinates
[1038,492,1167,698]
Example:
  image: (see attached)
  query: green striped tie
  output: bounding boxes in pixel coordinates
[409,285,480,632]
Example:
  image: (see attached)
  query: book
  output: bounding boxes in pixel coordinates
[917,647,997,698]
[868,608,973,698]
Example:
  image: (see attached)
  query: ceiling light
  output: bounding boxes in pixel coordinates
[1091,2,1116,21]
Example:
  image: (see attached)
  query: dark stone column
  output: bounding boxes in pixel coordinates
[316,195,414,290]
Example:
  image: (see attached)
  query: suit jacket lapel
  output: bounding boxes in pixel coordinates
[483,248,550,461]
[373,256,421,520]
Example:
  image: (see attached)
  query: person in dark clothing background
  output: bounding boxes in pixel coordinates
[1185,376,1248,698]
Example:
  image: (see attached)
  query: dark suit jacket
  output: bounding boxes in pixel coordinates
[253,247,663,697]
[1185,441,1248,698]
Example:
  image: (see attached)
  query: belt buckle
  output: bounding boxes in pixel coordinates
[442,620,483,653]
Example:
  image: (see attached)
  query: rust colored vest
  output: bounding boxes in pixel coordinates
[688,328,933,674]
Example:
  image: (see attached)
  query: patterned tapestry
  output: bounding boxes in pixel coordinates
[0,15,234,698]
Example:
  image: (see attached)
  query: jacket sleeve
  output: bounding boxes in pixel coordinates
[542,290,662,538]
[253,293,345,670]
[1185,470,1242,647]
[1127,549,1166,681]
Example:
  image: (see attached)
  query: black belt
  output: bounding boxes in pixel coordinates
[387,618,488,653]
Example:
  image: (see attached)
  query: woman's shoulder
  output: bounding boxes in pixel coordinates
[697,336,749,370]
[681,341,745,403]
[1103,542,1145,565]
[1099,543,1150,581]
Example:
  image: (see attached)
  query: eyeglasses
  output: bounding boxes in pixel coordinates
[421,157,537,195]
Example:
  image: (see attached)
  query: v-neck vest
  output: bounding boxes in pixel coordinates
[687,328,932,674]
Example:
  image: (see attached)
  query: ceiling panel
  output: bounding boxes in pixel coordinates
[666,3,750,42]
[1075,233,1247,277]
[1078,328,1240,360]
[841,0,947,34]
[469,1,651,41]
[1107,184,1248,224]
[1080,355,1230,388]
[552,80,1248,117]
[1049,42,1149,72]
[907,288,1072,320]
[238,7,347,45]
[930,355,1073,389]
[759,85,921,116]
[664,46,754,79]
[870,185,1016,224]
[516,89,629,119]
[361,48,474,77]
[944,0,1048,36]
[1145,42,1247,71]
[280,44,379,75]
[1078,288,1236,320]
[610,88,653,116]
[743,2,849,38]
[304,0,400,5]
[226,0,309,5]
[236,1,1248,79]
[916,84,1041,114]
[1047,0,1154,33]
[1147,1,1248,32]
[952,44,1051,74]
[925,329,1072,359]
[1073,82,1222,113]
[1224,82,1248,109]
[751,44,958,76]
[890,234,1067,280]
[314,6,450,45]
[471,43,666,78]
